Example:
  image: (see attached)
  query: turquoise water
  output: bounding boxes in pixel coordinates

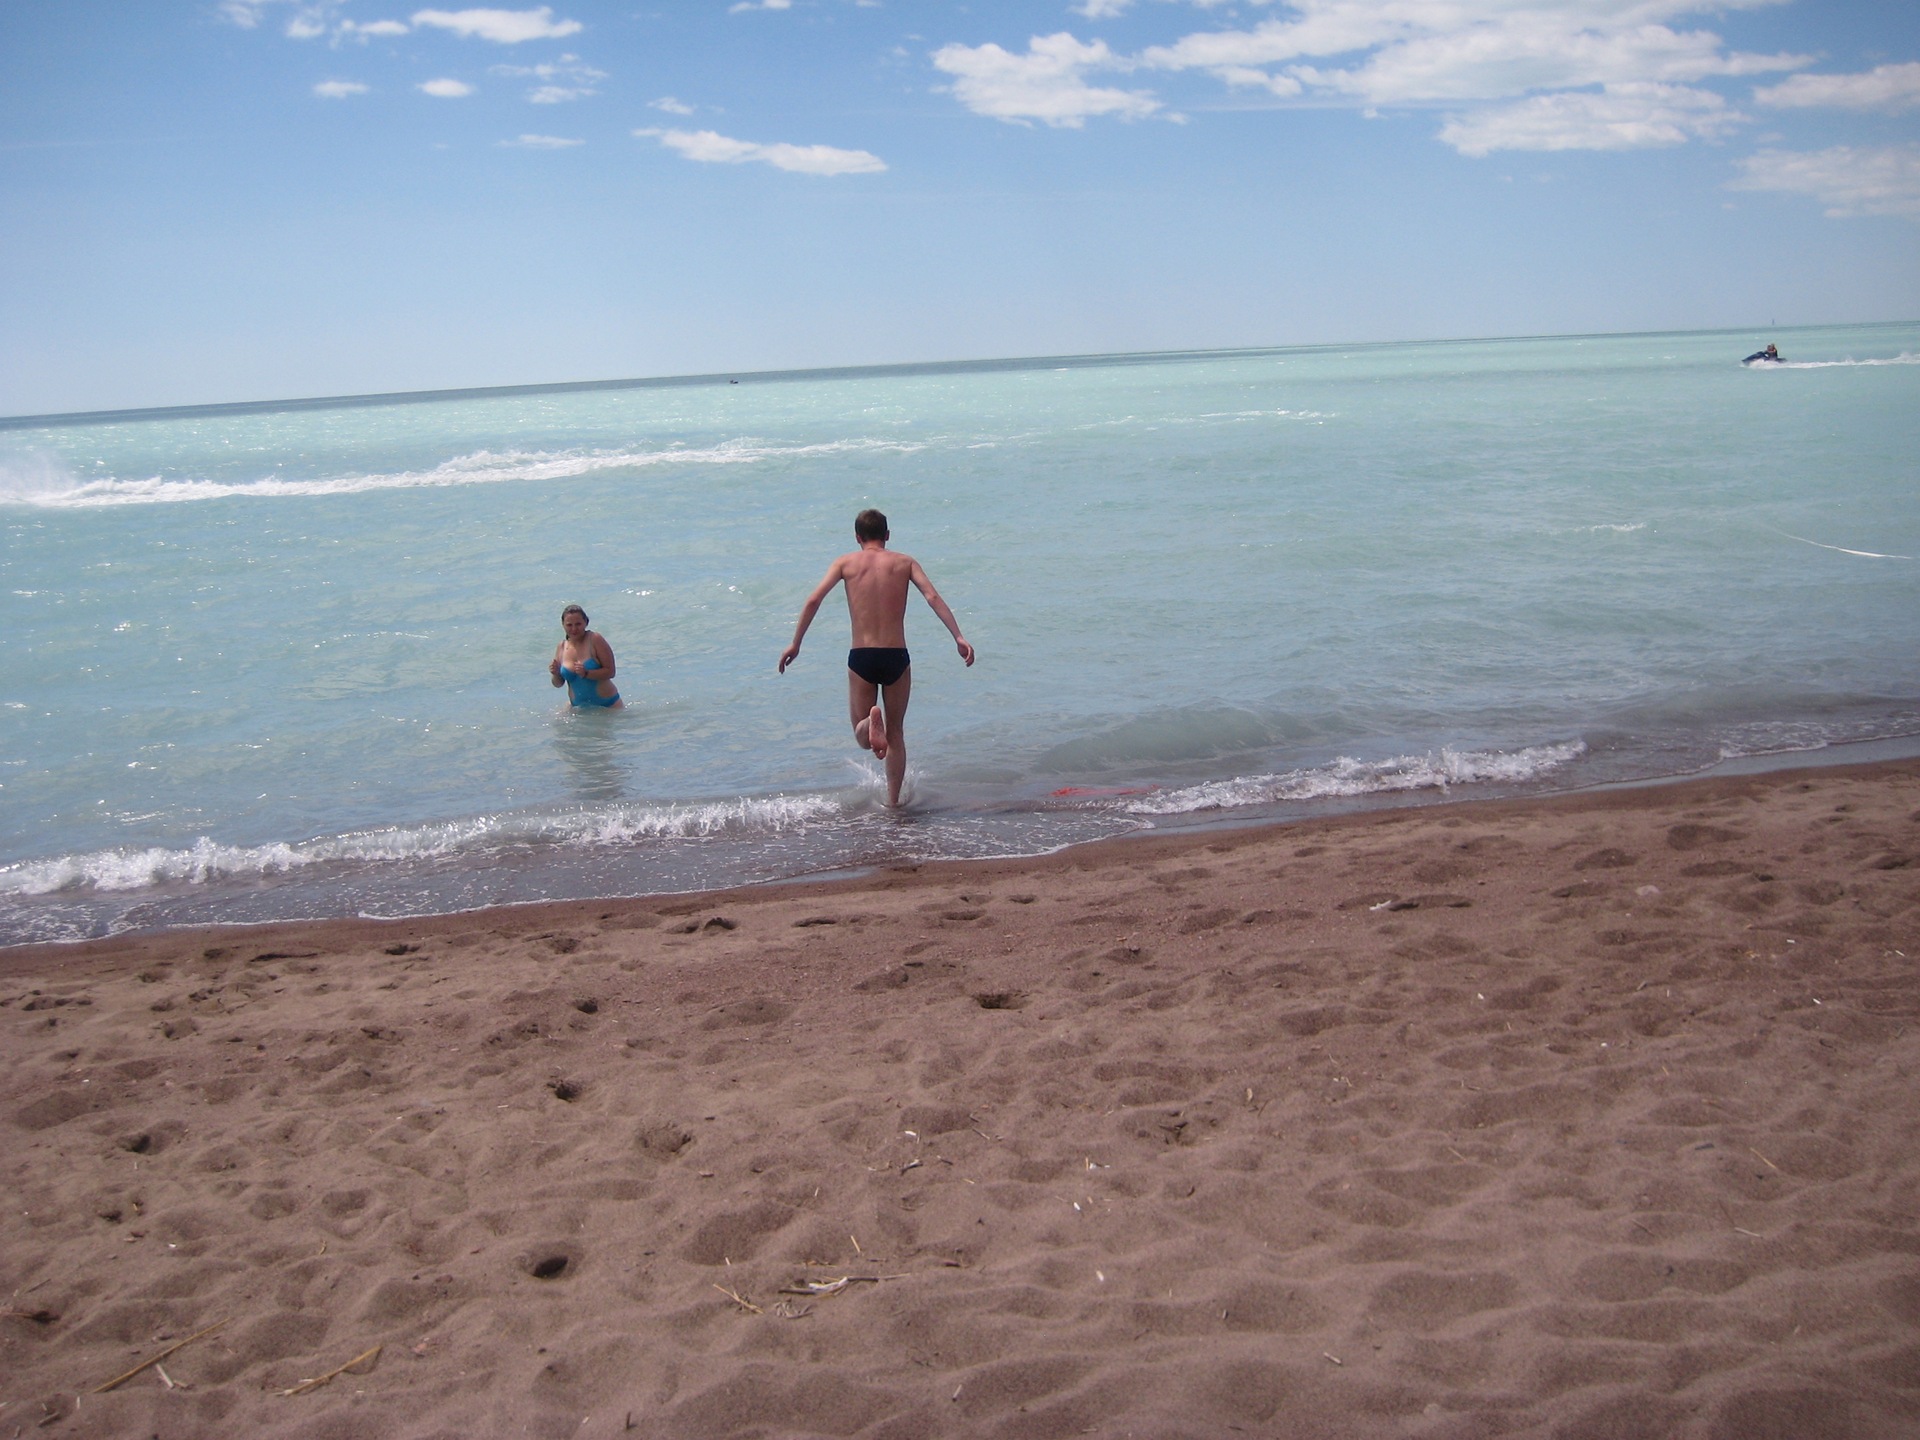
[3,324,1917,944]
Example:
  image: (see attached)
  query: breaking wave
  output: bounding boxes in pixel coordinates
[0,437,924,508]
[0,793,844,896]
[1123,740,1587,816]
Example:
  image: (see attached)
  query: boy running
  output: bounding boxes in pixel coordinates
[778,509,974,807]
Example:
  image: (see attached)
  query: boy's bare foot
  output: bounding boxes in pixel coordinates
[866,704,888,760]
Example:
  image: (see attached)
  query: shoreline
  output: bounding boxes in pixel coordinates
[3,756,1917,1435]
[9,736,1920,954]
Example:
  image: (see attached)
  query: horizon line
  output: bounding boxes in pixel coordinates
[2,320,1902,431]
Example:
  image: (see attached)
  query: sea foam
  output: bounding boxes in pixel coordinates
[0,793,845,896]
[0,437,925,509]
[1123,741,1587,816]
[0,447,81,504]
[1766,353,1920,370]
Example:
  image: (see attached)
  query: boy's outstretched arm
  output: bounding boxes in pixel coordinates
[778,562,844,672]
[910,561,975,666]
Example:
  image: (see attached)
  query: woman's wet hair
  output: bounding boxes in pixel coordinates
[854,509,889,542]
[561,604,589,625]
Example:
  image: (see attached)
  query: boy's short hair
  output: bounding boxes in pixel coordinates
[854,509,889,542]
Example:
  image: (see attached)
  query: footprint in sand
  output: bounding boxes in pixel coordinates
[1570,1252,1749,1302]
[634,1120,693,1158]
[680,1201,795,1265]
[1368,1269,1518,1329]
[699,998,790,1028]
[1667,822,1740,850]
[1574,847,1638,870]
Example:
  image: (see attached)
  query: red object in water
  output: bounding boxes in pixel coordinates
[1049,785,1157,797]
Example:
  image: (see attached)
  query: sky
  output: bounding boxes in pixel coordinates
[2,0,1917,416]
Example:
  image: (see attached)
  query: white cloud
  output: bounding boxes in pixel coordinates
[650,96,695,116]
[491,54,604,102]
[635,127,887,175]
[411,7,582,43]
[1138,2,1805,106]
[340,19,411,39]
[728,0,791,11]
[229,3,416,43]
[1438,81,1739,155]
[1311,27,1797,106]
[492,55,599,78]
[1731,144,1920,219]
[226,2,409,42]
[501,133,584,148]
[933,2,1818,156]
[220,0,325,34]
[1755,62,1920,113]
[933,33,1162,128]
[1211,64,1303,97]
[312,79,370,97]
[419,77,475,97]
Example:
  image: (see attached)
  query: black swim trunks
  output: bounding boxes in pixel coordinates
[847,647,910,686]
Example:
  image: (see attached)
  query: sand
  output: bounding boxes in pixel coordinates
[3,760,1919,1439]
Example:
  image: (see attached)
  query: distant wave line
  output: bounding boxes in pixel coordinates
[0,438,927,509]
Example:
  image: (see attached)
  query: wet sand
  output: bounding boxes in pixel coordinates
[3,760,1918,1439]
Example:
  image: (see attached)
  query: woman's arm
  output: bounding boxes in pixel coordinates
[588,632,616,682]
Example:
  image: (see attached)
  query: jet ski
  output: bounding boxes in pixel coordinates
[1743,345,1782,365]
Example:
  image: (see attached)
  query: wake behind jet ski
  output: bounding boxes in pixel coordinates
[1743,343,1782,365]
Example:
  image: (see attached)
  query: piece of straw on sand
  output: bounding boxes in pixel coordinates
[711,1285,761,1315]
[280,1344,382,1398]
[93,1320,225,1394]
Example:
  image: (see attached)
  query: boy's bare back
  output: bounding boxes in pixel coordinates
[834,546,920,649]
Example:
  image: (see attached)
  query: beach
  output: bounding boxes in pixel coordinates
[4,758,1918,1439]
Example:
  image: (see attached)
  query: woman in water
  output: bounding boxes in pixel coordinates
[549,604,623,709]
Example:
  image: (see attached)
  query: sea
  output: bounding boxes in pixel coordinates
[3,323,1917,947]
